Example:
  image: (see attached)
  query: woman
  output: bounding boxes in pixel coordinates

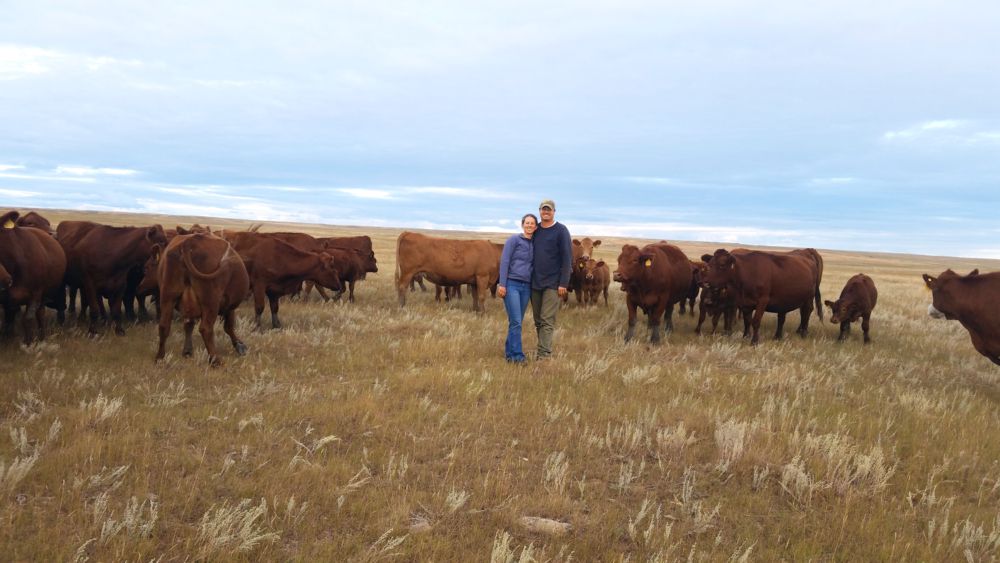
[497,214,537,363]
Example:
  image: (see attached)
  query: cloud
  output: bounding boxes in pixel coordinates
[622,176,682,186]
[0,164,25,172]
[0,43,142,80]
[55,165,139,176]
[566,221,802,244]
[882,120,1000,147]
[404,186,511,199]
[883,119,965,140]
[0,188,41,197]
[0,171,96,183]
[336,188,396,199]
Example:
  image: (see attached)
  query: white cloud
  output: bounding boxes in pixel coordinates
[622,176,682,185]
[55,165,139,176]
[0,171,96,183]
[0,164,25,172]
[0,44,60,80]
[337,188,395,199]
[568,221,802,244]
[958,249,1000,260]
[404,186,510,199]
[0,188,41,197]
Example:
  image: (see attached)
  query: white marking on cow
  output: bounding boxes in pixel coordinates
[928,304,945,319]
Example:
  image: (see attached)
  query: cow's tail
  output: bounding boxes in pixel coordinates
[181,242,229,281]
[806,248,824,321]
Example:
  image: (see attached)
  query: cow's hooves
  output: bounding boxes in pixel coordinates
[182,350,193,358]
[210,358,223,368]
[235,342,248,356]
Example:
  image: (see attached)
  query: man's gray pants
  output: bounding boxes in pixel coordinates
[530,288,560,359]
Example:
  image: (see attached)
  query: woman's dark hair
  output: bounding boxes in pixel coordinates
[521,213,539,226]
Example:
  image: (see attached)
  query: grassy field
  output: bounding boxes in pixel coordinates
[2,209,1000,562]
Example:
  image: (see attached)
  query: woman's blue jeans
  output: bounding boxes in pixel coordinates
[503,279,532,362]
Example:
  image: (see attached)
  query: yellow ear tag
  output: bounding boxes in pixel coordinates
[2,219,14,229]
[644,259,652,267]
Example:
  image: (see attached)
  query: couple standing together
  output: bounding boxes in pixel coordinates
[497,199,573,363]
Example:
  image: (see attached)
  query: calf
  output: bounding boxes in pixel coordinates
[825,274,878,344]
[613,242,692,343]
[694,257,736,335]
[679,260,702,316]
[149,233,250,366]
[565,237,602,304]
[923,269,1000,365]
[579,257,610,306]
[0,211,67,344]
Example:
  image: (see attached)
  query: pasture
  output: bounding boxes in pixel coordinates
[2,210,999,561]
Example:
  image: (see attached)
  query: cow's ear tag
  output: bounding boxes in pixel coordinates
[2,219,14,229]
[644,259,652,267]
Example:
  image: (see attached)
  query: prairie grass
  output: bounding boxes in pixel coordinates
[1,209,1000,559]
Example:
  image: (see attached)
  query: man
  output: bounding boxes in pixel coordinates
[530,199,573,360]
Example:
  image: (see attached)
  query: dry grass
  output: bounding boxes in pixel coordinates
[1,209,1000,560]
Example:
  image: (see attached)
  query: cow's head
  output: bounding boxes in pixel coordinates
[313,252,343,292]
[573,237,602,261]
[1,210,20,231]
[146,224,168,247]
[614,244,654,285]
[701,249,737,299]
[136,244,163,296]
[824,298,860,324]
[16,211,54,235]
[923,269,975,320]
[583,259,606,282]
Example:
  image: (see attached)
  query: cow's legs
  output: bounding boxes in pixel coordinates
[348,280,356,303]
[624,299,638,342]
[315,284,330,302]
[796,303,812,337]
[21,302,38,344]
[861,314,872,344]
[136,295,151,323]
[774,312,787,340]
[435,285,444,302]
[223,309,247,356]
[2,306,16,339]
[664,303,675,334]
[182,318,196,357]
[838,321,851,342]
[109,293,126,336]
[473,276,488,313]
[267,292,282,329]
[83,280,101,336]
[199,310,220,366]
[603,286,609,306]
[253,284,267,330]
[741,306,753,339]
[695,302,708,335]
[154,291,177,362]
[750,302,767,345]
[397,272,414,307]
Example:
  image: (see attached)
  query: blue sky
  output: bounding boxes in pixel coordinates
[2,1,999,257]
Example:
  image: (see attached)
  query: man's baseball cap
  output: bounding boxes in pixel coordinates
[539,199,556,210]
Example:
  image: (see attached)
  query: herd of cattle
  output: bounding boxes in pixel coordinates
[1,210,998,367]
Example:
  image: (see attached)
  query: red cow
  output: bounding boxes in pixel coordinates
[702,248,823,345]
[578,257,610,306]
[149,233,250,366]
[59,221,167,336]
[0,211,67,344]
[923,269,1000,365]
[825,274,878,344]
[613,242,692,343]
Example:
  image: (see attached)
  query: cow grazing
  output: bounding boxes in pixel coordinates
[319,235,378,279]
[229,234,342,329]
[825,274,878,344]
[301,246,368,303]
[395,232,501,313]
[0,211,67,344]
[148,233,250,366]
[923,269,1000,365]
[565,237,602,304]
[613,242,693,343]
[578,257,610,306]
[59,221,167,336]
[702,248,823,345]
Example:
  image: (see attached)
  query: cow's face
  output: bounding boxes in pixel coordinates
[703,249,736,290]
[614,245,652,284]
[824,298,859,324]
[582,259,605,281]
[315,253,343,291]
[16,212,54,235]
[923,269,973,320]
[136,245,162,295]
[146,224,169,247]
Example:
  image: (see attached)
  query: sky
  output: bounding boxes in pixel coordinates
[1,0,999,257]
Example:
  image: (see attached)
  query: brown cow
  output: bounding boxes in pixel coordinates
[230,235,342,329]
[0,211,67,344]
[148,233,250,366]
[59,221,167,336]
[565,237,602,304]
[395,232,501,313]
[825,273,878,344]
[678,261,702,316]
[578,257,610,306]
[923,269,1000,365]
[613,242,693,343]
[301,246,367,303]
[694,256,736,335]
[319,235,377,279]
[702,248,823,345]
